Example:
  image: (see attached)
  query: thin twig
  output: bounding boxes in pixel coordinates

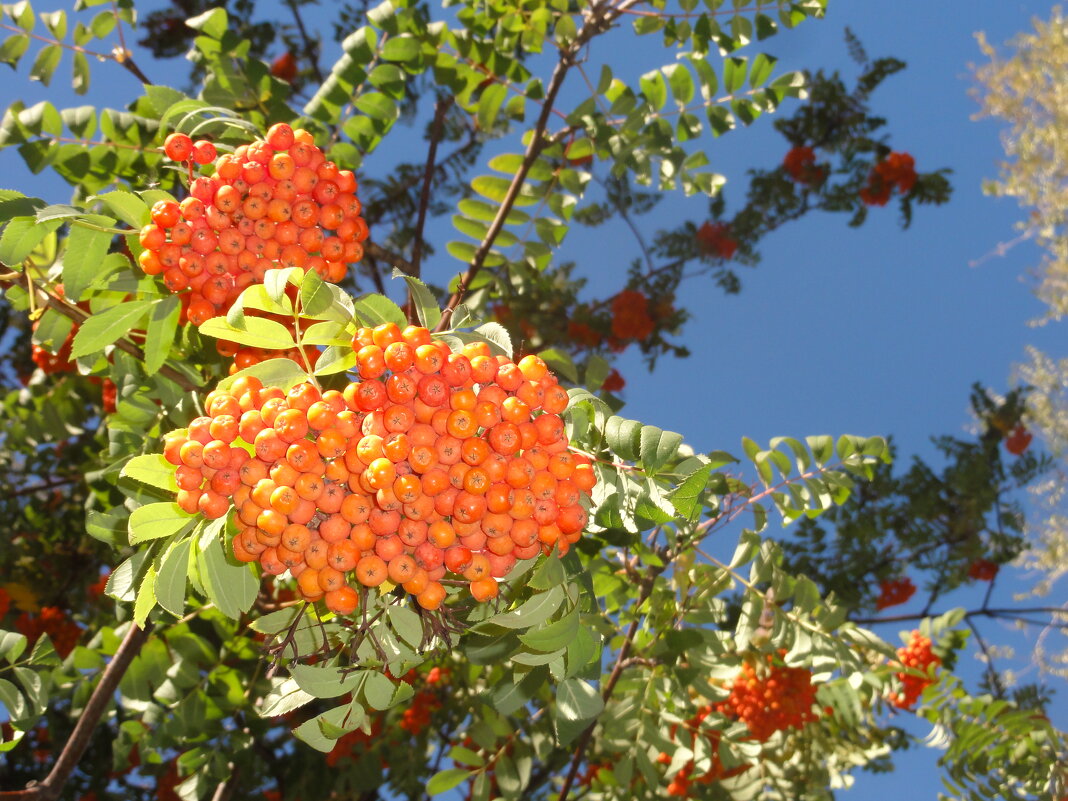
[410,96,454,279]
[284,0,324,84]
[434,0,639,332]
[364,241,415,277]
[965,617,1005,699]
[0,621,153,801]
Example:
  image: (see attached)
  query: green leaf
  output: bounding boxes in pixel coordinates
[477,83,508,131]
[298,269,334,317]
[518,606,579,652]
[70,299,153,358]
[144,295,180,376]
[474,322,512,356]
[387,606,423,649]
[94,190,149,228]
[0,34,30,69]
[29,44,61,87]
[264,267,301,303]
[667,463,714,521]
[156,537,192,617]
[354,92,398,121]
[393,269,441,329]
[427,768,470,796]
[640,69,667,109]
[0,632,27,664]
[604,416,642,460]
[723,57,747,94]
[128,502,195,545]
[291,664,364,699]
[198,531,258,620]
[218,358,312,392]
[185,7,227,38]
[121,453,179,492]
[133,563,157,627]
[749,53,775,88]
[483,585,565,630]
[312,346,357,376]
[556,677,603,722]
[353,293,406,328]
[537,348,578,383]
[0,216,63,266]
[61,221,113,301]
[639,426,682,475]
[260,677,315,718]
[362,670,397,710]
[199,316,297,350]
[665,63,694,105]
[107,550,150,602]
[381,35,420,62]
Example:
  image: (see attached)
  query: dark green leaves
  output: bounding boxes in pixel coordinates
[0,216,62,266]
[70,299,154,359]
[128,502,194,545]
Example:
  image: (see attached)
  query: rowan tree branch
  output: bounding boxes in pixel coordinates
[0,621,153,801]
[364,241,416,277]
[410,97,454,280]
[851,606,1068,626]
[0,276,200,393]
[434,0,638,332]
[284,0,324,84]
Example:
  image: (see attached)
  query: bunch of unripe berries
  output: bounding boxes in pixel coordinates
[714,652,823,742]
[139,124,368,327]
[160,323,595,615]
[890,631,940,709]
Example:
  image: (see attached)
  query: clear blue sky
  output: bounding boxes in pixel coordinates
[0,0,1062,795]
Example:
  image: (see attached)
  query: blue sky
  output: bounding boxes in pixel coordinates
[0,0,1063,796]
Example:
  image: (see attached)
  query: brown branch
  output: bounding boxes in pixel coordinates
[851,606,1068,626]
[410,97,454,279]
[0,276,200,393]
[557,570,658,801]
[115,48,153,86]
[0,23,110,58]
[11,477,79,497]
[361,250,388,296]
[0,621,153,801]
[362,134,480,227]
[363,241,416,277]
[284,0,324,84]
[434,0,638,332]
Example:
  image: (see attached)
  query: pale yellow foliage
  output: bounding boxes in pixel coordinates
[974,9,1068,321]
[975,12,1068,678]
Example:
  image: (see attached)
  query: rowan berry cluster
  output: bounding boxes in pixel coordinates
[15,606,82,658]
[695,221,739,260]
[161,323,595,616]
[139,124,368,326]
[659,705,747,796]
[967,558,998,582]
[1005,424,1032,455]
[31,334,75,375]
[860,151,917,206]
[783,145,825,185]
[715,653,822,742]
[875,576,916,611]
[610,290,656,340]
[889,630,940,709]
